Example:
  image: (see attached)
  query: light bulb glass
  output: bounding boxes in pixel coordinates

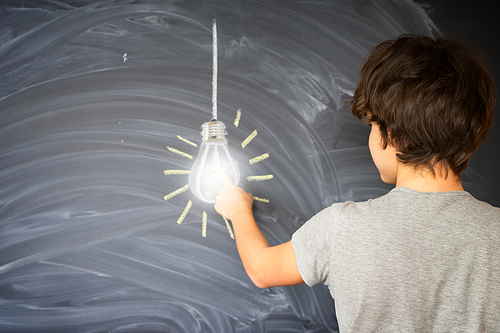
[189,120,240,203]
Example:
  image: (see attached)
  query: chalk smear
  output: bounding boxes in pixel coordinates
[166,146,193,159]
[176,200,192,224]
[164,184,189,201]
[241,130,257,148]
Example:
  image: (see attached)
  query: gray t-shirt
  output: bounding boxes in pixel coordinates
[292,187,500,332]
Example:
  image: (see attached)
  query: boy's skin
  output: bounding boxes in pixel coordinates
[214,122,464,288]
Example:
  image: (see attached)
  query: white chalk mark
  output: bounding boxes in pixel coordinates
[253,196,270,203]
[223,217,235,239]
[123,53,127,62]
[41,260,111,278]
[234,109,242,127]
[177,200,192,224]
[177,135,197,147]
[166,146,193,159]
[164,184,189,201]
[247,175,274,181]
[202,211,208,238]
[241,130,258,148]
[249,153,269,165]
[164,170,191,175]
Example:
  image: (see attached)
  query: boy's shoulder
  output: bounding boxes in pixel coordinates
[333,187,500,220]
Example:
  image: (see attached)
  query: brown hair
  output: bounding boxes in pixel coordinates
[350,35,496,177]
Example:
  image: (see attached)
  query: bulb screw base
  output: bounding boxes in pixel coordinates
[201,120,227,141]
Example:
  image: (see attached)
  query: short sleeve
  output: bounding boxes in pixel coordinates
[291,204,339,287]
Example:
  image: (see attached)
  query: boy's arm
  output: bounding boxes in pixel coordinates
[214,177,304,288]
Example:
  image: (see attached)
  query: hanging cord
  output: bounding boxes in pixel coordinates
[212,19,218,121]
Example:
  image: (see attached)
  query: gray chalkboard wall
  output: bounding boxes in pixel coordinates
[1,1,498,332]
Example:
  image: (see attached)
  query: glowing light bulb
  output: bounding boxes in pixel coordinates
[189,120,240,203]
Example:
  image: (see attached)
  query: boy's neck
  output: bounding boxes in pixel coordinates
[395,162,464,193]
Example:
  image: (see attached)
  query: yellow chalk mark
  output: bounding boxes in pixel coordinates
[166,146,192,159]
[223,217,235,239]
[241,130,257,148]
[177,200,192,224]
[209,168,226,176]
[164,184,189,201]
[247,175,274,182]
[164,170,191,175]
[253,196,270,203]
[234,109,242,127]
[177,135,197,147]
[202,211,207,238]
[249,153,269,165]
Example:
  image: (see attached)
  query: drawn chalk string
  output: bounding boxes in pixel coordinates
[212,19,218,121]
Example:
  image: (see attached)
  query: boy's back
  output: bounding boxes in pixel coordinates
[293,187,500,332]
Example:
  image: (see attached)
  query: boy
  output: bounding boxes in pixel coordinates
[214,35,499,332]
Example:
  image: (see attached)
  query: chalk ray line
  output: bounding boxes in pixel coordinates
[164,170,191,175]
[241,130,257,148]
[253,196,270,203]
[167,146,192,159]
[177,135,197,147]
[202,212,207,238]
[249,153,269,165]
[234,109,242,127]
[164,184,189,201]
[247,175,274,181]
[223,217,234,239]
[177,200,192,224]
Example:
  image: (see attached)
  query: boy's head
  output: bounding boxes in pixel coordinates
[350,34,496,178]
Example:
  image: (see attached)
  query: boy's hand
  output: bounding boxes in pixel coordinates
[214,174,253,221]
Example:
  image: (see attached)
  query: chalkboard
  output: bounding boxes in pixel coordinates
[0,1,498,332]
